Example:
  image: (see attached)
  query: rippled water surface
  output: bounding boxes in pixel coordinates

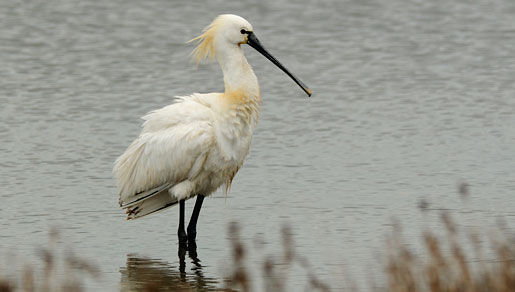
[1,0,515,290]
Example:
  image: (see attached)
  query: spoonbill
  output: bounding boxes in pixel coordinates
[113,14,311,244]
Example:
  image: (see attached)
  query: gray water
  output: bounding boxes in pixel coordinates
[1,0,515,290]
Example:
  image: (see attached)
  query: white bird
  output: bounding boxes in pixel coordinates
[113,14,311,244]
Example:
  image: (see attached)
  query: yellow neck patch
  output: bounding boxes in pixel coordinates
[223,88,250,104]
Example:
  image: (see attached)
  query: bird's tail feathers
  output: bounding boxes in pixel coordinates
[123,188,178,220]
[120,183,173,208]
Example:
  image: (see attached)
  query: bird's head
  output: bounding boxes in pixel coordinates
[189,14,311,97]
[189,14,252,64]
[220,14,254,47]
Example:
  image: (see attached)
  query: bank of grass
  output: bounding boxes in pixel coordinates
[383,213,514,292]
[225,184,514,291]
[225,214,514,292]
[0,228,99,292]
[1,188,514,291]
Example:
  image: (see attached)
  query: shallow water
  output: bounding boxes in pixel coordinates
[1,0,515,290]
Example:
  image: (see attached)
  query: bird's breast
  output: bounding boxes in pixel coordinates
[213,96,261,163]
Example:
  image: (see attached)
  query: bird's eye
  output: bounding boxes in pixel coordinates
[240,29,247,34]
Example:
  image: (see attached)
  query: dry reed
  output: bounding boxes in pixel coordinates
[225,183,514,292]
[385,210,514,292]
[1,184,513,291]
[0,228,98,292]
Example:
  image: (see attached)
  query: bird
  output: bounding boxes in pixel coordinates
[113,14,311,245]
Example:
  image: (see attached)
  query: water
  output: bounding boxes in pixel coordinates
[1,0,514,290]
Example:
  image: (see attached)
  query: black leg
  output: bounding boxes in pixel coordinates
[178,241,187,277]
[187,195,205,243]
[178,200,187,245]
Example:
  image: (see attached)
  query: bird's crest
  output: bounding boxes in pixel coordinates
[188,16,224,65]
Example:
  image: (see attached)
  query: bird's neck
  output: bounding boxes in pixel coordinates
[217,45,261,104]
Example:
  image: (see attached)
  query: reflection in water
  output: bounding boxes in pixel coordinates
[120,244,235,291]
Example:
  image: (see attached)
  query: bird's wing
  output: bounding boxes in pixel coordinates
[114,94,216,207]
[119,182,174,209]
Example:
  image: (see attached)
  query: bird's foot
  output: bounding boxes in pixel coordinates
[188,237,197,250]
[187,232,197,244]
[178,230,188,246]
[187,227,197,243]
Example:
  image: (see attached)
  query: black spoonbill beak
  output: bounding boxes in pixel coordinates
[246,31,312,97]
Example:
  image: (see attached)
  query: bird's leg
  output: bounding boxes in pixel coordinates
[178,240,187,276]
[187,194,205,243]
[178,200,187,245]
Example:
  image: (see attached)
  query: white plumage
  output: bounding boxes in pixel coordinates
[113,14,310,221]
[115,91,260,219]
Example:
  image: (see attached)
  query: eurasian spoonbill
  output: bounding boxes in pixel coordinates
[113,14,311,244]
